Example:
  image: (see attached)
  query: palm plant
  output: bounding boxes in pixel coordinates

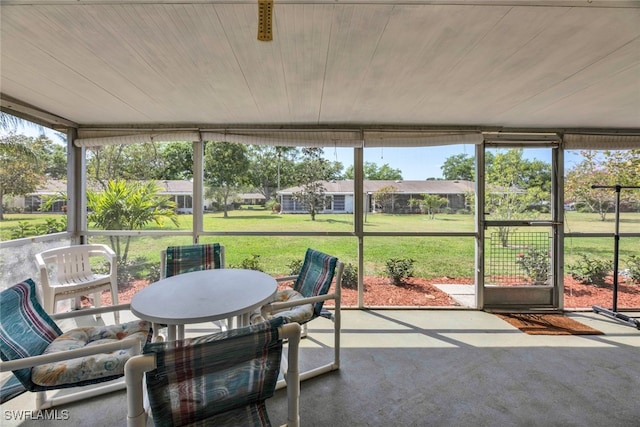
[87,180,179,265]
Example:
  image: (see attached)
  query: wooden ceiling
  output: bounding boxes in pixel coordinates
[1,1,639,135]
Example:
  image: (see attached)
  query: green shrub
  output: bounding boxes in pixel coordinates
[147,263,161,283]
[625,255,640,284]
[341,263,358,289]
[10,221,35,239]
[35,217,67,235]
[231,254,264,272]
[385,258,415,285]
[287,259,303,275]
[515,248,550,284]
[568,254,612,286]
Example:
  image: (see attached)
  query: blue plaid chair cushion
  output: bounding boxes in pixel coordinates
[0,374,27,404]
[143,318,285,427]
[0,278,153,393]
[293,249,338,316]
[0,279,62,390]
[164,243,222,277]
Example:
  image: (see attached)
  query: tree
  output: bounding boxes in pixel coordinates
[0,134,41,220]
[441,152,495,181]
[441,154,475,181]
[87,180,178,265]
[373,185,398,213]
[292,148,329,220]
[344,162,402,180]
[159,142,194,180]
[485,149,551,246]
[409,194,448,219]
[86,142,165,187]
[204,141,250,217]
[43,143,67,179]
[565,150,640,220]
[246,145,298,201]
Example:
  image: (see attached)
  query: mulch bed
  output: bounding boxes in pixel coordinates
[97,275,640,310]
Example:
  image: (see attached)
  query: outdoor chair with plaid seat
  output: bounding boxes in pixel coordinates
[160,243,225,279]
[253,248,344,385]
[0,278,152,409]
[156,243,228,336]
[125,318,301,427]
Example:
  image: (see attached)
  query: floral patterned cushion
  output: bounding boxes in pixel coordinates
[31,320,151,387]
[269,289,314,324]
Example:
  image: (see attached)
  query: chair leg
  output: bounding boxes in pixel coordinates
[92,291,103,319]
[43,292,56,315]
[110,280,120,323]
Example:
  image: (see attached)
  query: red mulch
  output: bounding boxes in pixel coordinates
[94,275,640,309]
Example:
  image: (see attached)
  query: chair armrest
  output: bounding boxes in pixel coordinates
[0,336,144,373]
[125,353,157,427]
[34,252,49,287]
[94,245,117,276]
[263,292,338,313]
[276,275,298,283]
[49,303,131,320]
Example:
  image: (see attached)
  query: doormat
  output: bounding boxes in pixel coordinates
[497,313,604,335]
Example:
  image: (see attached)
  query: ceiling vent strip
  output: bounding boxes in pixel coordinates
[563,134,640,150]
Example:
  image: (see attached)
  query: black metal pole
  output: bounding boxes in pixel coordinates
[590,185,640,329]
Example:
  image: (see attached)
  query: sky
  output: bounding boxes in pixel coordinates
[323,146,583,180]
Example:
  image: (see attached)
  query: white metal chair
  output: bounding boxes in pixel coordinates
[0,279,152,409]
[35,244,119,323]
[254,248,343,386]
[125,319,301,427]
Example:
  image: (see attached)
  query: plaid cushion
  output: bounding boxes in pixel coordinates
[0,374,27,403]
[164,243,222,277]
[0,279,62,390]
[293,248,338,316]
[144,318,284,427]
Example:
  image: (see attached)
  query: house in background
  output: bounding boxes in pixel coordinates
[236,192,266,206]
[157,180,193,213]
[277,180,474,214]
[10,179,265,214]
[11,179,69,213]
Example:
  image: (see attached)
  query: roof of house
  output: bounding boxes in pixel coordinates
[156,180,193,194]
[237,193,266,200]
[34,179,68,195]
[279,180,474,195]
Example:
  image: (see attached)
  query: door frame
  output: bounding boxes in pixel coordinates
[476,137,564,311]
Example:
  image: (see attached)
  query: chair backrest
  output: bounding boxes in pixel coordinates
[0,279,63,390]
[35,244,116,284]
[293,248,338,316]
[141,318,299,426]
[161,243,225,278]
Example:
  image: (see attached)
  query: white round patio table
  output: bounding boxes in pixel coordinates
[130,269,277,341]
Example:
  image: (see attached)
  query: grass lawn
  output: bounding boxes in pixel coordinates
[2,211,638,281]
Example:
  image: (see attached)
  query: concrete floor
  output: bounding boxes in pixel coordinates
[2,309,639,427]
